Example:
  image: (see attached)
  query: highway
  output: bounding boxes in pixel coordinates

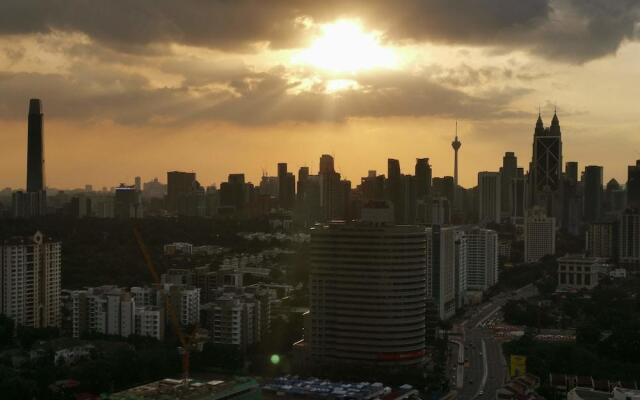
[450,284,538,400]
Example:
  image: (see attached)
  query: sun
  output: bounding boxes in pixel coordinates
[293,20,397,72]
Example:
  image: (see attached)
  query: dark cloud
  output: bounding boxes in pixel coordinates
[0,64,529,125]
[0,0,639,62]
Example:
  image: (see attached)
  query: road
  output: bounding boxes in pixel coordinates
[451,284,538,400]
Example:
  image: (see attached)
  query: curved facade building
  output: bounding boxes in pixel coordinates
[309,222,427,367]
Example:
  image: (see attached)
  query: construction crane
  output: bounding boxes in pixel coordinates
[132,226,198,385]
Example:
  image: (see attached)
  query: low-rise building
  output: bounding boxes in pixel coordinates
[557,255,609,291]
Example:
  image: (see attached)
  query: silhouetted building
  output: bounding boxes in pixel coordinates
[618,208,640,267]
[604,178,626,214]
[277,163,295,210]
[432,176,455,208]
[13,99,47,217]
[565,161,578,185]
[583,165,603,223]
[220,174,249,214]
[501,152,518,217]
[166,171,196,212]
[415,158,432,200]
[627,160,640,209]
[114,184,143,218]
[27,99,45,193]
[511,168,527,221]
[530,112,563,223]
[142,178,166,199]
[478,172,501,224]
[452,131,462,188]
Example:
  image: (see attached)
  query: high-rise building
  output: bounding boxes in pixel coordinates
[114,184,143,218]
[27,99,45,193]
[586,221,614,259]
[415,158,432,201]
[277,163,296,210]
[524,206,556,263]
[134,176,142,192]
[426,225,466,320]
[500,152,518,216]
[13,99,48,217]
[309,207,427,367]
[0,231,61,328]
[464,227,499,292]
[478,172,501,224]
[511,168,527,221]
[583,165,603,223]
[318,155,349,221]
[618,208,640,267]
[565,161,578,185]
[166,171,197,213]
[387,158,403,223]
[626,160,640,209]
[220,174,249,213]
[530,112,563,221]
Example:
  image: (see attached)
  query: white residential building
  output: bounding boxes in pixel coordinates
[426,225,466,320]
[134,306,165,341]
[0,231,61,328]
[465,227,499,292]
[524,206,556,263]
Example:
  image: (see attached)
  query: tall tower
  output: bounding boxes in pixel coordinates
[451,122,461,187]
[530,109,563,220]
[27,99,45,192]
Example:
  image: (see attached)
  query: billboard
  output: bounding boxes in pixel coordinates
[510,355,526,377]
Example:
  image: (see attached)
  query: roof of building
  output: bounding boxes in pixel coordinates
[111,377,258,400]
[570,387,611,400]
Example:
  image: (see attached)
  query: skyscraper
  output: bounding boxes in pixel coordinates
[277,163,295,210]
[478,172,501,224]
[1,231,61,328]
[166,171,196,213]
[500,152,518,216]
[627,160,640,209]
[13,99,48,217]
[583,165,603,223]
[27,99,45,193]
[309,206,427,367]
[415,158,432,200]
[565,161,578,185]
[530,111,563,220]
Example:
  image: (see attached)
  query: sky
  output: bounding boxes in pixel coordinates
[1,0,640,190]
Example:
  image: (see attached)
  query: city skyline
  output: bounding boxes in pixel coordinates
[0,104,635,192]
[1,2,640,188]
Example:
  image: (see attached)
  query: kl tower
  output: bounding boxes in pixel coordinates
[451,121,461,187]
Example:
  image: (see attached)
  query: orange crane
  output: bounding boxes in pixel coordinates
[132,226,198,384]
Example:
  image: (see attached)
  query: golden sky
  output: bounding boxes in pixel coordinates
[1,1,639,189]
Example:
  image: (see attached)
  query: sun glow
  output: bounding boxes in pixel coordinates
[293,20,397,72]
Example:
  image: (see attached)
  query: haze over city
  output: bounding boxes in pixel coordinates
[1,1,640,189]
